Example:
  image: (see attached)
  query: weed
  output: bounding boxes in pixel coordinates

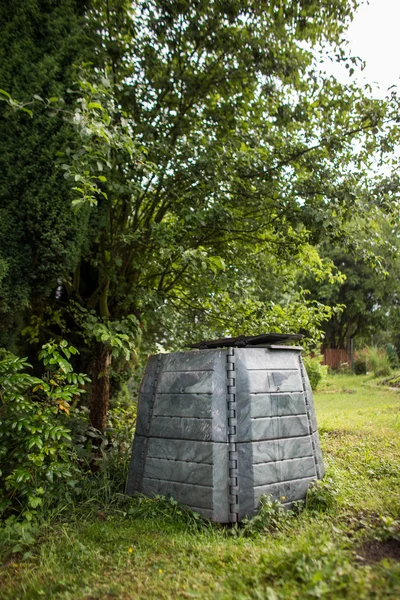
[305,475,339,512]
[363,345,392,377]
[237,496,297,537]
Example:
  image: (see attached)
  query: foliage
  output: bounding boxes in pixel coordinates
[56,59,345,354]
[0,341,89,520]
[306,476,340,512]
[303,223,400,350]
[386,343,400,369]
[353,353,367,375]
[363,345,392,377]
[0,0,91,349]
[156,282,339,352]
[62,0,400,341]
[0,338,137,529]
[238,495,297,537]
[69,302,141,363]
[302,354,328,390]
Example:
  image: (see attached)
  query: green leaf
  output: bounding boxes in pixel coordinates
[28,496,43,508]
[88,102,103,110]
[21,107,33,117]
[71,198,86,212]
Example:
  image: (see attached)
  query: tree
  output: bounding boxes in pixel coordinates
[0,0,91,350]
[57,0,399,429]
[3,0,400,429]
[303,222,400,350]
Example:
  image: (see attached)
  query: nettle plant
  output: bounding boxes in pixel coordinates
[0,340,90,521]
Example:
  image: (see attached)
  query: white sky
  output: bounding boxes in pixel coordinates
[326,0,400,97]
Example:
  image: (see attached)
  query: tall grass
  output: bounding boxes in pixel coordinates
[362,345,392,377]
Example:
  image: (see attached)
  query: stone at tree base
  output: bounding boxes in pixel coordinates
[127,343,324,523]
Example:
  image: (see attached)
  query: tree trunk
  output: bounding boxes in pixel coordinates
[90,342,112,431]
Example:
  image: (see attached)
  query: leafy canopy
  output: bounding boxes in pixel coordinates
[57,0,399,350]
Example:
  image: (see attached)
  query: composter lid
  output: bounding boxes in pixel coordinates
[188,333,303,349]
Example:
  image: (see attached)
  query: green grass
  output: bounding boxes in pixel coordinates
[315,374,400,514]
[1,373,399,599]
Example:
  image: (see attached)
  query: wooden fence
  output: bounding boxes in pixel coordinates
[324,348,351,370]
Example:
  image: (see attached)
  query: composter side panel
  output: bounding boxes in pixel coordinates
[126,435,148,495]
[148,350,227,443]
[127,355,161,494]
[299,355,325,479]
[128,350,230,522]
[235,348,323,519]
[135,355,162,438]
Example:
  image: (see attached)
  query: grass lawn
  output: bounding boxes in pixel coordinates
[0,373,399,599]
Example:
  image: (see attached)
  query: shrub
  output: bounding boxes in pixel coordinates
[385,343,400,369]
[362,346,392,377]
[0,341,90,521]
[353,354,367,375]
[302,354,327,390]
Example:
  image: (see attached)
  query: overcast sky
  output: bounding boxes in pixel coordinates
[326,0,400,97]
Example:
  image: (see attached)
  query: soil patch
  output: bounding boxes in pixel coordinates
[356,538,400,565]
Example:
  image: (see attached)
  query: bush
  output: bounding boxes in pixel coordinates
[385,343,400,369]
[362,346,392,377]
[302,354,327,390]
[0,341,90,521]
[0,339,139,528]
[353,354,367,375]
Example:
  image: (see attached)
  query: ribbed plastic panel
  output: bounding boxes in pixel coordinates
[126,347,324,522]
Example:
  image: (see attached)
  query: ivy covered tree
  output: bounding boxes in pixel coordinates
[0,0,91,349]
[3,0,400,429]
